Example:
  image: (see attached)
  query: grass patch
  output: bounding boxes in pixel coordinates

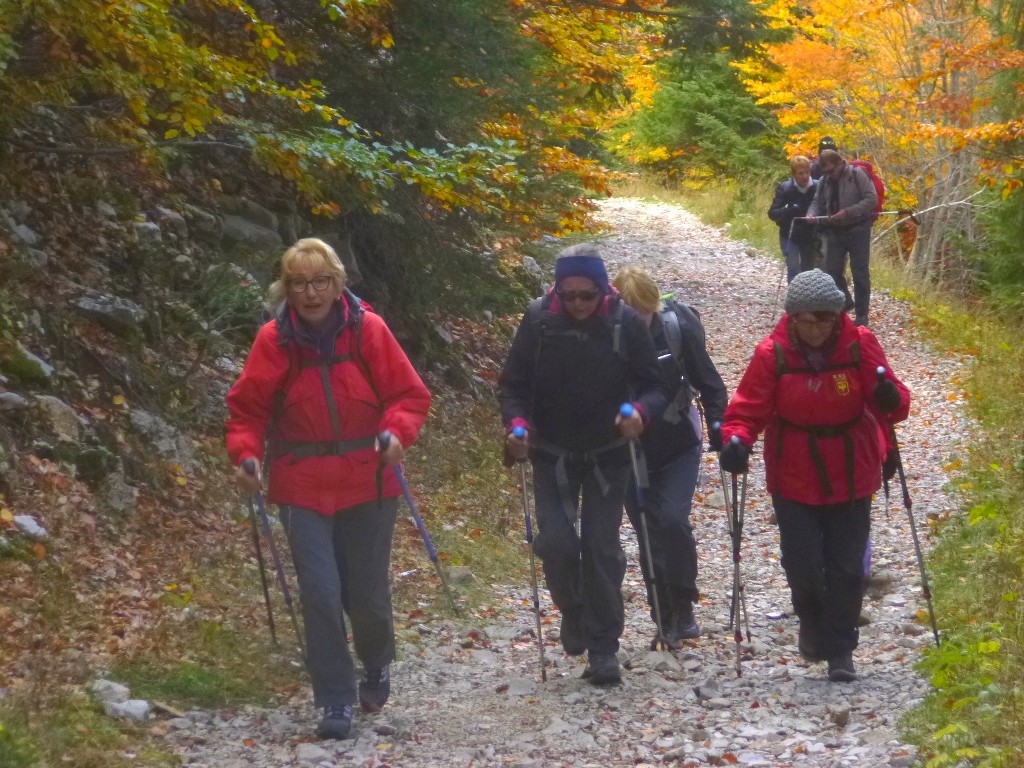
[111,657,282,710]
[0,695,178,768]
[896,300,1024,765]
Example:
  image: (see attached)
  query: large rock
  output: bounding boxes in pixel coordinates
[182,204,222,243]
[129,409,197,470]
[221,215,282,253]
[33,395,81,442]
[220,196,278,231]
[74,294,148,338]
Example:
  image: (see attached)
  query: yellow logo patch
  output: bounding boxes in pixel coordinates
[833,372,851,396]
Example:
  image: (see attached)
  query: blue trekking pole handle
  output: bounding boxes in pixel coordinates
[620,403,634,419]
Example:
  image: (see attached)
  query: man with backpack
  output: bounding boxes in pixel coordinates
[612,267,728,648]
[806,149,878,327]
[499,244,670,685]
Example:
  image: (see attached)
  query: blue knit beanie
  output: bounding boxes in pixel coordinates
[554,243,610,294]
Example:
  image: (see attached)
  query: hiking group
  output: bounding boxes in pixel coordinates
[769,136,887,328]
[225,233,911,740]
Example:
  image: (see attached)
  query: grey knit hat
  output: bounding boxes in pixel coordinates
[784,269,845,315]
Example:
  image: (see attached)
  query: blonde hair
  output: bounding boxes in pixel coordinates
[790,155,811,173]
[612,267,661,313]
[267,238,347,306]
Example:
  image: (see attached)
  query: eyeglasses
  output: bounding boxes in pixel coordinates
[288,275,334,293]
[557,289,601,303]
[794,311,837,326]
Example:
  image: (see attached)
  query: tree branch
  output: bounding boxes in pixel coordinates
[5,137,251,156]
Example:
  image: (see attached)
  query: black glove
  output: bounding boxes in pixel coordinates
[719,440,750,474]
[874,379,901,413]
[882,451,899,482]
[707,425,723,452]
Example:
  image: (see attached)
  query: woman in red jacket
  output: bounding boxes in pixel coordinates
[226,238,431,739]
[718,269,909,682]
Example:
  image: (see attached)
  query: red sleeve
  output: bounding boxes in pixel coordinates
[225,322,291,466]
[359,312,432,449]
[722,338,777,448]
[856,327,911,425]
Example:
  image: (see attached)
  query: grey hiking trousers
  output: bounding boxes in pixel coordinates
[280,499,397,708]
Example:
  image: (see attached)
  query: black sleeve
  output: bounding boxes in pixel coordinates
[623,310,670,423]
[677,310,728,428]
[767,181,790,224]
[498,311,538,427]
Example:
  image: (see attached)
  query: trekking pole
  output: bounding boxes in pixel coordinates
[722,436,751,676]
[513,427,547,681]
[377,432,461,615]
[769,222,790,326]
[620,404,669,651]
[876,368,940,646]
[241,459,307,662]
[246,497,278,646]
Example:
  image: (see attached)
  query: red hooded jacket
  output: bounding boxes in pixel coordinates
[225,291,431,515]
[722,314,909,506]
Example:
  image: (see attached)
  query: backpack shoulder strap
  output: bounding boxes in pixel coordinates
[660,301,684,362]
[774,340,787,378]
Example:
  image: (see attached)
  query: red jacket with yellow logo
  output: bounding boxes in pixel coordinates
[722,314,909,506]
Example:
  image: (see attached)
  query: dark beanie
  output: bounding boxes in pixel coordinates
[785,269,845,315]
[819,136,837,152]
[554,243,610,294]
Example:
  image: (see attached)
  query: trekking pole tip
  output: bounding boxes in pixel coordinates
[512,426,526,439]
[620,403,634,418]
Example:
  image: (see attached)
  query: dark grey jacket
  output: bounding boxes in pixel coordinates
[807,161,878,226]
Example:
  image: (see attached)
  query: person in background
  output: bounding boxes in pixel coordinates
[806,149,878,327]
[810,136,838,180]
[768,155,819,282]
[226,238,431,740]
[612,267,728,648]
[718,269,909,682]
[499,244,669,686]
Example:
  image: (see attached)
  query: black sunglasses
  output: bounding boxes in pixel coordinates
[557,289,601,303]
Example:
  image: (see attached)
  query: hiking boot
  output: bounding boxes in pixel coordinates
[798,619,823,662]
[316,704,354,740]
[827,652,857,683]
[559,609,586,656]
[586,653,621,686]
[358,665,391,712]
[667,606,700,643]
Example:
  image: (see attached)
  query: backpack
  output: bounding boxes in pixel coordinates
[849,160,885,222]
[658,298,704,420]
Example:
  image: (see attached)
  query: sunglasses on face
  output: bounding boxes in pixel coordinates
[556,289,601,303]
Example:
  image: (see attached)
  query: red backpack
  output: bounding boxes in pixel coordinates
[849,159,885,221]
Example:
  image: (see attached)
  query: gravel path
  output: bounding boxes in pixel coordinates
[157,198,969,767]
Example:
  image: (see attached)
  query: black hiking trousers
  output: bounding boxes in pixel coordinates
[531,454,630,656]
[773,496,871,660]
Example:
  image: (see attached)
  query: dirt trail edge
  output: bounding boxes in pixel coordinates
[159,198,967,768]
